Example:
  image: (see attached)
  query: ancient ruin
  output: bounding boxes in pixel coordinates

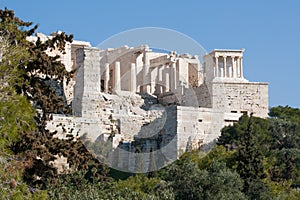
[33,32,268,172]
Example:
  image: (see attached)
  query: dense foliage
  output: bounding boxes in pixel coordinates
[0,8,107,198]
[269,105,300,124]
[218,111,300,199]
[0,7,300,200]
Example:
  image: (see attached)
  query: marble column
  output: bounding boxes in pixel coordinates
[228,65,232,78]
[155,65,162,94]
[223,56,227,78]
[215,56,219,77]
[104,63,110,93]
[164,65,170,92]
[236,57,239,78]
[114,61,121,91]
[213,65,216,77]
[143,51,151,93]
[159,65,164,93]
[240,57,243,78]
[220,67,224,78]
[169,62,176,92]
[230,57,234,78]
[161,65,166,93]
[130,63,136,92]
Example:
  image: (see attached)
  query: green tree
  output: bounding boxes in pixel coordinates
[48,173,174,200]
[268,149,300,187]
[217,109,300,198]
[0,8,107,189]
[218,114,269,149]
[0,16,36,152]
[197,145,237,170]
[0,9,48,199]
[204,161,246,200]
[159,156,246,200]
[236,114,270,199]
[267,119,300,150]
[269,106,300,125]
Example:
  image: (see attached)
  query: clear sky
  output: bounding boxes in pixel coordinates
[1,0,300,108]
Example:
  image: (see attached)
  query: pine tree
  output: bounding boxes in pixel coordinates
[236,114,270,199]
[282,150,296,181]
[0,34,36,151]
[0,8,107,187]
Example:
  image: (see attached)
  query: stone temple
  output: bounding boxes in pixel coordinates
[33,32,268,172]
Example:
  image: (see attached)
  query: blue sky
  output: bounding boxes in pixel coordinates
[2,0,300,108]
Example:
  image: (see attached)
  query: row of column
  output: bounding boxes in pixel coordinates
[103,61,177,94]
[143,51,177,94]
[152,62,177,94]
[214,56,243,78]
[104,61,136,93]
[103,61,137,93]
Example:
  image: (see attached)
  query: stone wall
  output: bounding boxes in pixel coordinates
[73,47,102,118]
[158,83,212,108]
[210,82,268,118]
[176,106,243,152]
[181,84,212,108]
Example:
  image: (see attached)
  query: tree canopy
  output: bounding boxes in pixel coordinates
[0,8,107,193]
